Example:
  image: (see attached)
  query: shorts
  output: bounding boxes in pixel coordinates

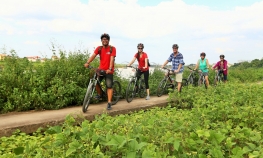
[168,72,183,82]
[97,69,113,88]
[202,72,209,76]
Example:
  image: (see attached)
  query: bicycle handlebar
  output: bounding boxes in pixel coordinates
[126,65,137,69]
[162,67,173,72]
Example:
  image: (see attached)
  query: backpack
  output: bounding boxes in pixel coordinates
[98,45,112,54]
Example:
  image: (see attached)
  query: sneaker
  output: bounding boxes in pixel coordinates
[94,95,101,100]
[145,96,150,100]
[107,103,112,110]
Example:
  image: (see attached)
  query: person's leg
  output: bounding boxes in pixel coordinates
[136,71,142,92]
[105,74,113,110]
[144,70,150,100]
[176,73,183,92]
[224,74,227,83]
[205,73,209,87]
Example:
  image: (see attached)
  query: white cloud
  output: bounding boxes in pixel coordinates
[0,0,263,63]
[1,0,262,37]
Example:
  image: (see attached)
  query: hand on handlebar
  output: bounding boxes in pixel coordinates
[84,62,89,68]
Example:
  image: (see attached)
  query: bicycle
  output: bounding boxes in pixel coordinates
[125,66,146,103]
[184,66,198,86]
[214,69,224,86]
[82,66,121,113]
[197,69,209,89]
[156,67,187,97]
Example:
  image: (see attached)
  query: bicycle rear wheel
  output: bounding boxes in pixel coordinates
[157,78,168,97]
[126,80,136,103]
[139,78,146,98]
[82,83,94,113]
[111,80,121,105]
[188,76,193,85]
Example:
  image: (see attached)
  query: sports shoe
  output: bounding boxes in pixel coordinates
[145,96,150,100]
[107,103,112,110]
[94,95,101,100]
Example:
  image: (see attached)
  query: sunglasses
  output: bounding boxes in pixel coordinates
[138,48,143,50]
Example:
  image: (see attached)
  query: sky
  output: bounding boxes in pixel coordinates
[0,0,263,65]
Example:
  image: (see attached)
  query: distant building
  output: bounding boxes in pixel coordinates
[26,56,41,62]
[41,58,47,62]
[0,54,7,60]
[51,55,59,60]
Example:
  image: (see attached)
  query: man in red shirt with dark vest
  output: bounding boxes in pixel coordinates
[84,33,116,110]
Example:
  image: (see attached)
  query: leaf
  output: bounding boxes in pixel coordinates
[118,139,127,149]
[248,151,260,158]
[142,150,153,158]
[69,140,82,149]
[173,140,180,151]
[137,142,147,150]
[66,148,76,157]
[128,139,139,151]
[46,126,62,134]
[164,137,174,144]
[95,145,101,153]
[246,143,256,150]
[14,147,24,155]
[126,152,136,158]
[242,146,251,154]
[209,131,225,145]
[232,147,243,156]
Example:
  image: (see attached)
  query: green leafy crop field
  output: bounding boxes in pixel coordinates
[1,82,262,157]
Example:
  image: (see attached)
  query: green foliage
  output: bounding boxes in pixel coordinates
[0,47,99,113]
[1,82,263,157]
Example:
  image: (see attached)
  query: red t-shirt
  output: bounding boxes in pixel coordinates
[134,52,149,71]
[94,46,116,74]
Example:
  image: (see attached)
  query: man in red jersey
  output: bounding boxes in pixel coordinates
[84,33,116,110]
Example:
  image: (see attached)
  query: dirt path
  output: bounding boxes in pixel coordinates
[0,96,169,137]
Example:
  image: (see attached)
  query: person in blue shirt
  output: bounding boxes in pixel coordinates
[161,44,184,92]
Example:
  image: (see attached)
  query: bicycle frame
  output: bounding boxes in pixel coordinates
[128,66,144,89]
[88,67,107,98]
[187,67,197,84]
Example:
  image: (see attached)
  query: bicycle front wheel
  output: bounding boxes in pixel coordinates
[126,80,136,103]
[82,83,94,113]
[139,78,146,98]
[111,80,121,105]
[156,78,168,97]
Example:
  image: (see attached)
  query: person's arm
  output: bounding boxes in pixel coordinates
[212,62,218,70]
[107,46,116,73]
[144,58,148,68]
[84,53,97,67]
[193,60,199,70]
[177,64,182,72]
[176,57,184,72]
[206,59,210,69]
[161,60,169,68]
[109,56,115,70]
[128,57,136,66]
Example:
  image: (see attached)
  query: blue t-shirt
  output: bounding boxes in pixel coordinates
[167,52,184,73]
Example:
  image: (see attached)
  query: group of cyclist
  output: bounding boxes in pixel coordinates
[84,33,228,110]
